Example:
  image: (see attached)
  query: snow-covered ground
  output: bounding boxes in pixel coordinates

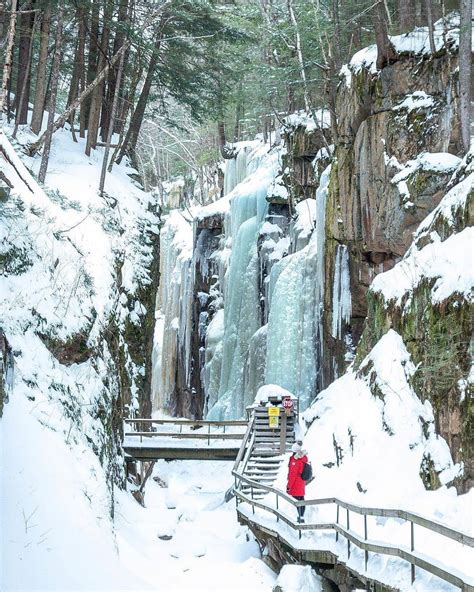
[114,460,277,592]
[1,391,277,591]
[0,122,281,591]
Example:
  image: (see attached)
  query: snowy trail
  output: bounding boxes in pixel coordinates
[114,460,277,591]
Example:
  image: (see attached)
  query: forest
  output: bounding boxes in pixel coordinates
[1,0,470,196]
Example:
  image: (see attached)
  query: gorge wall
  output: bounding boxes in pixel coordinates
[152,16,472,491]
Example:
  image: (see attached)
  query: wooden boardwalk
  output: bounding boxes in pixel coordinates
[123,418,247,461]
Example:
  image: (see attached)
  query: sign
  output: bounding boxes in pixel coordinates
[283,397,294,416]
[268,406,279,429]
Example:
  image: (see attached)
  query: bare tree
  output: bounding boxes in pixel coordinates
[38,7,63,184]
[459,0,472,152]
[287,0,310,111]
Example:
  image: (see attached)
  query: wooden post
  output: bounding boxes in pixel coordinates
[411,521,415,583]
[347,508,350,558]
[207,423,210,446]
[364,514,368,571]
[276,493,279,522]
[280,410,287,453]
[336,504,339,542]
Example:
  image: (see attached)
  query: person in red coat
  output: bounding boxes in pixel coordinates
[287,442,308,523]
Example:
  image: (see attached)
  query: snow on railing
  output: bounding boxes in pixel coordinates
[232,471,474,591]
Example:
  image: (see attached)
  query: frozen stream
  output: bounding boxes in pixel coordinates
[114,460,277,591]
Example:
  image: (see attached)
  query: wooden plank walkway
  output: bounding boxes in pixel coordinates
[123,418,246,461]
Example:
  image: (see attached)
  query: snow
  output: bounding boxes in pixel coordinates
[241,330,472,591]
[347,14,466,76]
[1,387,145,591]
[114,460,277,592]
[283,109,331,132]
[415,166,474,239]
[274,565,324,592]
[390,152,461,209]
[393,91,435,112]
[291,198,316,248]
[254,384,297,405]
[370,226,474,306]
[1,124,276,592]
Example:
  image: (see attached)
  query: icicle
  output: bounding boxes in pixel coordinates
[331,244,352,339]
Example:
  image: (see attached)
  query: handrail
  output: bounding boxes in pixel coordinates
[124,418,247,426]
[233,471,474,547]
[124,431,244,440]
[233,414,255,472]
[233,470,474,591]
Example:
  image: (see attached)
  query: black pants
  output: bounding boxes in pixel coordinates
[293,495,305,519]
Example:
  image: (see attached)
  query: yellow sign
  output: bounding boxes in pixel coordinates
[268,406,279,428]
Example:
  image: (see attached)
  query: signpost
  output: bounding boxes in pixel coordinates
[268,406,279,428]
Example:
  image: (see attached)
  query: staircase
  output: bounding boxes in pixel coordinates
[235,403,297,500]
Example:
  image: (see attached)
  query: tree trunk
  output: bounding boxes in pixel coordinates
[38,7,63,184]
[101,0,128,141]
[15,0,35,124]
[116,33,162,164]
[287,0,309,111]
[82,0,100,133]
[30,1,52,135]
[459,0,472,153]
[13,13,37,138]
[67,4,86,140]
[78,2,90,138]
[0,0,18,122]
[425,0,436,53]
[85,0,111,156]
[99,44,125,194]
[374,0,397,70]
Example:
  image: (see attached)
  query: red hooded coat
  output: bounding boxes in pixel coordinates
[287,453,308,496]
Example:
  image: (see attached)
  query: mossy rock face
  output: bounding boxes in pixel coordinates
[357,281,473,492]
[281,125,332,205]
[38,326,94,366]
[0,331,13,418]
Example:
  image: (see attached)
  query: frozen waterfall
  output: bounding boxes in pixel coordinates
[265,166,332,410]
[151,211,193,412]
[207,146,282,419]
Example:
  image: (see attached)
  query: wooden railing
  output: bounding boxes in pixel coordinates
[233,471,474,591]
[124,418,247,445]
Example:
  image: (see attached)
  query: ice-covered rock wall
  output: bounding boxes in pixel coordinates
[152,16,472,493]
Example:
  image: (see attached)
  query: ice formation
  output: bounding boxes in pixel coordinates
[265,166,331,409]
[331,244,352,339]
